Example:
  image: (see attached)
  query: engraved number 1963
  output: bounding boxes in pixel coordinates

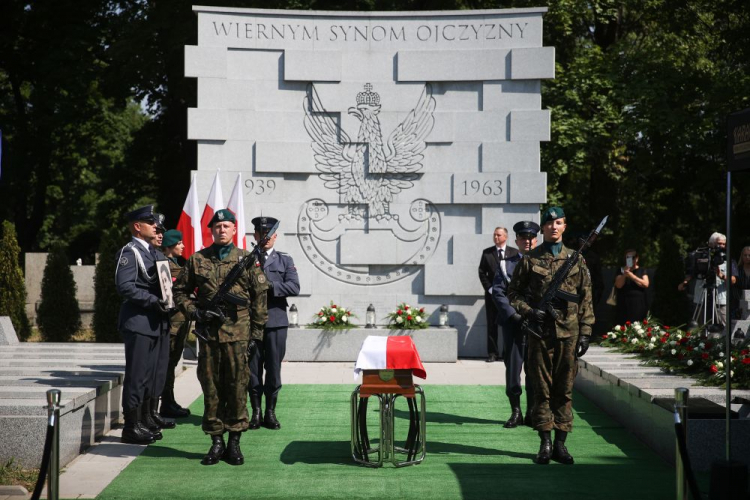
[462,180,502,196]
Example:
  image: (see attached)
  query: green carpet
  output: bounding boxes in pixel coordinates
[97,385,676,500]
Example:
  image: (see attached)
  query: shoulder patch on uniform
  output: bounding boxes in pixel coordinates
[257,274,266,283]
[119,256,129,266]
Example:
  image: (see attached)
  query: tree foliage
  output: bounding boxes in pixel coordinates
[0,221,31,340]
[1,0,750,330]
[93,228,126,343]
[37,244,81,342]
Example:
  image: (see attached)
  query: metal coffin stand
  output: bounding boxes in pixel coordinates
[350,369,426,467]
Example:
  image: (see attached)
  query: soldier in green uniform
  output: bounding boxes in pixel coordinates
[507,207,594,465]
[159,229,191,418]
[173,209,269,466]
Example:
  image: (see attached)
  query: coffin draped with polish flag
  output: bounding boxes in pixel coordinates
[354,336,427,380]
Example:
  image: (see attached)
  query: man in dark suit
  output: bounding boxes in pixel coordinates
[115,205,171,445]
[248,216,300,430]
[478,227,517,362]
[492,221,540,428]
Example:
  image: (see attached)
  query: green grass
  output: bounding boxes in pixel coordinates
[97,385,678,500]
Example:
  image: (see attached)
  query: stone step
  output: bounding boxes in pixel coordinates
[0,375,121,387]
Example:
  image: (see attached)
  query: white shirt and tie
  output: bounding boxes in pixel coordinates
[488,245,508,294]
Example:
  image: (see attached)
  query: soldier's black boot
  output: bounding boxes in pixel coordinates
[504,396,523,428]
[552,431,574,464]
[263,395,281,430]
[121,407,155,445]
[223,431,244,466]
[150,398,176,429]
[141,399,163,440]
[201,435,225,466]
[534,431,552,465]
[249,395,262,430]
[160,388,190,418]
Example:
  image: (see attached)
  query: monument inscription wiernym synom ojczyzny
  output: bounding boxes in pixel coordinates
[186,7,553,356]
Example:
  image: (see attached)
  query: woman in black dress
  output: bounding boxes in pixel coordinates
[614,249,650,324]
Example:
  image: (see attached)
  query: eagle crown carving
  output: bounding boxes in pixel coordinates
[303,82,436,221]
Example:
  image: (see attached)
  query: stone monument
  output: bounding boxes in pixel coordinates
[186,6,553,357]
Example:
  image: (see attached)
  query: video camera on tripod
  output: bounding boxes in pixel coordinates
[685,246,727,283]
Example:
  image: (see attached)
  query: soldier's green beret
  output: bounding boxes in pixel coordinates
[162,229,182,248]
[208,209,236,227]
[541,206,565,225]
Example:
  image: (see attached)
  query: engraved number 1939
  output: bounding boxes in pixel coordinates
[462,180,502,196]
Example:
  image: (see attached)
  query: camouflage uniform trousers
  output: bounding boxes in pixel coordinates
[198,338,250,435]
[162,318,190,398]
[528,333,578,433]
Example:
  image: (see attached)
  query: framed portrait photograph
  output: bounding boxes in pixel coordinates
[157,260,174,308]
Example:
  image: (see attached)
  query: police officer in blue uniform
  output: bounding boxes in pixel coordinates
[491,220,540,428]
[115,205,172,445]
[248,216,300,430]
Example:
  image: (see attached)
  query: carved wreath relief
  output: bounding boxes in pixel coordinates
[298,83,441,285]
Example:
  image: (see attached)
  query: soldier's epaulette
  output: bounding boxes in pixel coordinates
[276,251,288,256]
[126,242,135,249]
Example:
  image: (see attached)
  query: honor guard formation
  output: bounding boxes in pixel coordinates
[116,203,596,466]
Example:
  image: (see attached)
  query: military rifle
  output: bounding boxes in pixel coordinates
[522,216,608,339]
[193,219,280,343]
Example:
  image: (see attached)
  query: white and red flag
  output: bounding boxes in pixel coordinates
[200,171,225,249]
[353,336,427,380]
[227,173,247,249]
[176,174,202,259]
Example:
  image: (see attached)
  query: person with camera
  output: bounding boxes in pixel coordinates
[614,249,649,324]
[679,232,737,326]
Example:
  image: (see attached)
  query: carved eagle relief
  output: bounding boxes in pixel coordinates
[303,83,436,220]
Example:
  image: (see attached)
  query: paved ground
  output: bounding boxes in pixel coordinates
[46,359,505,499]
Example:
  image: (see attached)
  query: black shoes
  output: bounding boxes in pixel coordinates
[160,390,190,418]
[551,430,574,464]
[141,399,163,440]
[263,409,281,430]
[150,398,176,429]
[121,406,155,445]
[486,354,498,363]
[202,435,226,466]
[263,395,281,430]
[249,395,262,430]
[223,432,244,465]
[503,408,523,428]
[535,432,552,465]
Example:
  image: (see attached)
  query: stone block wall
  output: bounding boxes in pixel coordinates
[186,7,554,357]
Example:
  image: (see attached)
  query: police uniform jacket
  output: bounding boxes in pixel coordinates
[115,238,169,336]
[507,244,595,339]
[263,249,300,329]
[491,251,523,325]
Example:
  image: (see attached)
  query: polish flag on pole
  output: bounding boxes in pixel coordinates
[200,171,224,249]
[227,173,247,249]
[353,336,427,380]
[176,174,202,259]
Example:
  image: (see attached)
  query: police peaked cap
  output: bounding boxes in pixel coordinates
[541,206,566,225]
[251,216,279,232]
[155,213,166,232]
[513,220,540,236]
[125,205,157,223]
[162,229,182,248]
[207,209,236,227]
